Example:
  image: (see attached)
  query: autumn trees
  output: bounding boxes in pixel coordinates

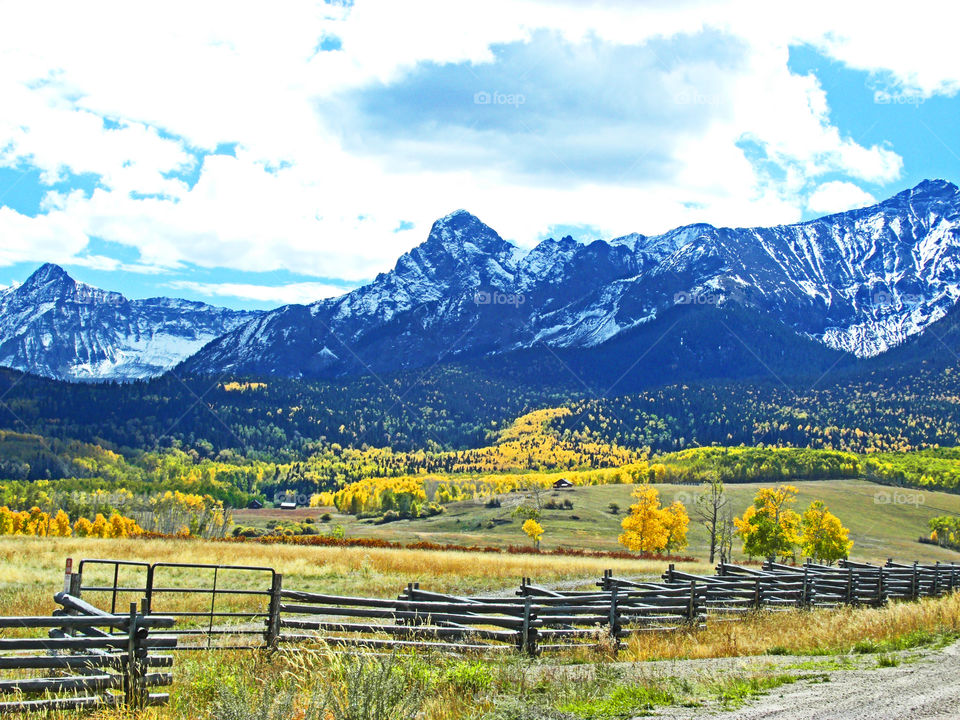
[734,485,852,563]
[0,506,142,538]
[618,483,689,553]
[800,500,853,563]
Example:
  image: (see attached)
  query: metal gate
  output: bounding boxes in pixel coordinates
[71,559,280,649]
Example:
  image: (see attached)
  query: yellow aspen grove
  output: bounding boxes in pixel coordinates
[618,483,670,553]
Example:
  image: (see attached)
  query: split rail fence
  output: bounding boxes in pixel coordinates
[59,556,960,657]
[0,591,175,714]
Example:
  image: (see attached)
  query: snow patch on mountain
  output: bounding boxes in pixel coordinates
[0,265,261,381]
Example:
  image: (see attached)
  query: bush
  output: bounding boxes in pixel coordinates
[444,661,494,694]
[423,503,445,517]
[486,497,502,509]
[379,510,401,524]
[320,513,333,523]
[324,653,424,720]
[608,503,620,515]
[232,526,265,538]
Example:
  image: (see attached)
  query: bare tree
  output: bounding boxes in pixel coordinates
[694,475,729,564]
[717,506,736,565]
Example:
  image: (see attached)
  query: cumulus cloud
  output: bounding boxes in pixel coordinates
[806,181,877,214]
[0,0,953,288]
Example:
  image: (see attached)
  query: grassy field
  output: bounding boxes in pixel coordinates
[236,479,960,564]
[0,535,713,618]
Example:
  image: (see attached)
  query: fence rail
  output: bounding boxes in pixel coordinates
[0,593,175,714]
[64,556,960,659]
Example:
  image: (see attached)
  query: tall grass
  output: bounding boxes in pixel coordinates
[0,535,711,616]
[624,592,960,660]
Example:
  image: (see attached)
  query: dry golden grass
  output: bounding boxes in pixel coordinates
[624,592,960,661]
[0,535,713,617]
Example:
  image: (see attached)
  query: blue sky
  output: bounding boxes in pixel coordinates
[0,1,958,310]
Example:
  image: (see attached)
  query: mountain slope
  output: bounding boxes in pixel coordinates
[0,264,260,381]
[183,179,960,380]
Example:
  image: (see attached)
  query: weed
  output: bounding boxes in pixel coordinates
[715,674,798,708]
[323,653,424,720]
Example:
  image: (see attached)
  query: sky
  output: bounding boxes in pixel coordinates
[1,0,958,310]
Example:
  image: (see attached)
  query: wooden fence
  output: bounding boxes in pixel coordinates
[63,556,960,659]
[0,593,175,714]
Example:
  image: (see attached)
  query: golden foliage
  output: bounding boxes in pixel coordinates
[521,518,544,546]
[618,483,689,553]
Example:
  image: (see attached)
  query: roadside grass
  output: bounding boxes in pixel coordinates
[624,592,960,661]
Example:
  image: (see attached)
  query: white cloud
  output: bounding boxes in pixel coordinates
[168,280,352,305]
[806,181,877,215]
[0,0,953,285]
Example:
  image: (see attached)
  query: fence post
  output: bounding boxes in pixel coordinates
[521,596,537,656]
[846,566,854,605]
[265,573,283,650]
[687,581,697,625]
[666,564,675,583]
[145,564,155,615]
[802,565,810,608]
[933,562,941,596]
[125,602,145,710]
[753,578,761,610]
[69,571,82,599]
[912,563,919,600]
[608,585,620,651]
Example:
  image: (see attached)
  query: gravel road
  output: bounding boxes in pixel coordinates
[653,640,960,720]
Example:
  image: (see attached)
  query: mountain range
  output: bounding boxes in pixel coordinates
[2,179,958,385]
[0,264,259,381]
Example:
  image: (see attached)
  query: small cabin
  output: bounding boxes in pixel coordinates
[552,478,574,490]
[246,499,263,510]
[279,501,297,510]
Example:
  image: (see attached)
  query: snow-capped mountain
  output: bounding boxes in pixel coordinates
[181,179,960,379]
[0,264,260,381]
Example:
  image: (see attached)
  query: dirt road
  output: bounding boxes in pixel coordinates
[654,641,960,720]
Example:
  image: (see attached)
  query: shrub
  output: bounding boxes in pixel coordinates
[324,653,424,720]
[443,661,494,694]
[423,503,445,517]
